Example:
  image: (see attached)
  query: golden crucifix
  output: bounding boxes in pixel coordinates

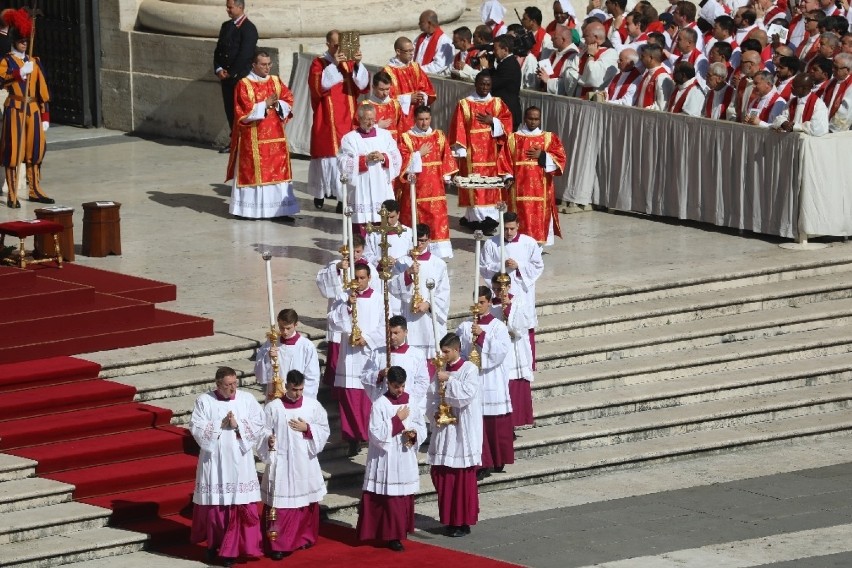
[365,205,403,369]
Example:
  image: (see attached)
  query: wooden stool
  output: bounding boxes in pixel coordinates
[82,201,122,257]
[34,206,75,262]
[0,219,64,268]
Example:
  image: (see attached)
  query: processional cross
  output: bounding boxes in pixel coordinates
[365,205,404,370]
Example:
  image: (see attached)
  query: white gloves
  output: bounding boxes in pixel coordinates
[42,121,49,132]
[20,61,33,77]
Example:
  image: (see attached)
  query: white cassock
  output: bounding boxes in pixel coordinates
[669,78,706,117]
[426,359,483,468]
[457,315,512,417]
[363,393,427,496]
[577,47,619,94]
[316,258,380,345]
[254,333,321,399]
[771,94,829,137]
[490,296,534,381]
[824,76,852,132]
[338,127,402,224]
[541,47,580,96]
[360,343,431,414]
[191,390,264,506]
[329,287,386,388]
[364,223,413,315]
[389,251,450,359]
[480,234,544,330]
[258,396,329,508]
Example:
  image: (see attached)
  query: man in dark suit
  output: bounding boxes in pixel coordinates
[480,35,522,130]
[214,0,258,152]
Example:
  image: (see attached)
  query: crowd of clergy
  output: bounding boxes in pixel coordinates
[202,0,852,563]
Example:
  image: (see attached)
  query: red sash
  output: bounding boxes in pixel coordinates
[550,47,578,78]
[607,67,641,100]
[814,80,830,98]
[578,47,610,96]
[749,91,782,122]
[823,76,852,118]
[639,67,668,108]
[704,84,735,118]
[764,6,785,24]
[415,28,445,65]
[668,81,699,113]
[796,35,820,61]
[787,93,819,123]
[604,17,629,42]
[677,49,702,66]
[736,76,754,122]
[531,27,548,58]
[454,48,480,67]
[776,77,794,101]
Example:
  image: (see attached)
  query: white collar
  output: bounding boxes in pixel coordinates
[517,125,542,134]
[369,94,390,104]
[12,49,25,59]
[388,57,411,68]
[467,93,493,101]
[248,71,269,81]
[411,126,433,134]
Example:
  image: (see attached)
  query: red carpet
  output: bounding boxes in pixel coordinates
[1,356,522,568]
[0,265,212,363]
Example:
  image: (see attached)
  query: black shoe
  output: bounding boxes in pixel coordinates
[513,431,518,441]
[461,524,471,535]
[270,551,285,560]
[314,198,325,210]
[6,199,20,208]
[218,145,230,154]
[493,465,505,473]
[481,217,499,231]
[388,539,405,551]
[29,196,55,204]
[347,439,360,457]
[280,215,296,223]
[206,548,217,562]
[459,217,470,228]
[221,558,235,567]
[335,201,343,214]
[476,468,491,481]
[446,525,465,538]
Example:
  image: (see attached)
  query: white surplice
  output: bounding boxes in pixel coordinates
[426,358,483,468]
[191,390,264,506]
[480,234,544,328]
[337,128,402,224]
[361,343,431,413]
[329,288,386,389]
[490,296,534,382]
[316,258,380,344]
[457,316,512,416]
[364,222,413,315]
[254,333,321,399]
[258,396,329,508]
[363,393,427,496]
[389,251,450,359]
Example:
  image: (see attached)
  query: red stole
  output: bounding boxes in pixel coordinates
[578,47,610,96]
[677,49,702,66]
[823,75,852,118]
[668,80,699,113]
[764,6,785,25]
[607,68,641,100]
[455,48,479,67]
[415,28,445,65]
[736,76,754,122]
[704,84,735,119]
[796,35,820,62]
[549,47,577,78]
[638,66,667,108]
[749,91,783,122]
[787,93,820,124]
[530,27,548,59]
[776,77,794,101]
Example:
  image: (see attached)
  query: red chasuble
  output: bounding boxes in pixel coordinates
[383,62,437,127]
[498,131,567,244]
[448,97,513,208]
[397,129,458,247]
[226,75,294,187]
[308,57,366,159]
[355,98,406,142]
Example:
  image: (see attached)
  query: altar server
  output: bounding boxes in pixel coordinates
[255,309,321,399]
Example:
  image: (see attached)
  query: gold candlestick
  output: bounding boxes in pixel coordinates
[469,302,482,369]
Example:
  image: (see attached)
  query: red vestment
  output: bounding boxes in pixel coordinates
[226,75,294,187]
[448,97,513,208]
[308,57,365,158]
[355,98,406,142]
[383,62,437,127]
[498,131,567,244]
[397,129,458,249]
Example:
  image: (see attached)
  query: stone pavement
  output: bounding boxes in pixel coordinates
[3,127,852,567]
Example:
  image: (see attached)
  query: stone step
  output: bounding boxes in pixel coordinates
[532,256,852,318]
[0,454,36,483]
[87,333,260,379]
[531,325,852,399]
[321,409,852,520]
[0,526,146,568]
[534,272,852,342]
[522,382,852,457]
[0,478,73,513]
[116,357,259,402]
[0,502,110,545]
[62,551,208,568]
[536,296,852,370]
[533,352,852,425]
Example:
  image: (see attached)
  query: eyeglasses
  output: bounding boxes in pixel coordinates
[834,64,849,70]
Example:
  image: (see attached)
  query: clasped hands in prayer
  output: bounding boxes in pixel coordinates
[222,411,238,430]
[366,151,386,164]
[505,258,519,270]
